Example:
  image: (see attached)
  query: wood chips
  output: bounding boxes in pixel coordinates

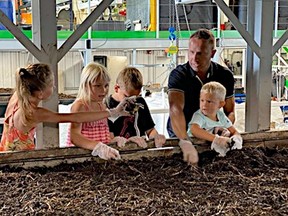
[0,147,287,215]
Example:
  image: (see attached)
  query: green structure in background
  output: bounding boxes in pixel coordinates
[0,30,286,39]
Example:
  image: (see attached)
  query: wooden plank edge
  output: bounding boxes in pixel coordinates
[0,130,288,168]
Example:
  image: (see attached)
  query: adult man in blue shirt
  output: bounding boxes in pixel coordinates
[167,29,235,165]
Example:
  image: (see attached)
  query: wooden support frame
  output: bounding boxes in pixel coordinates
[0,130,288,168]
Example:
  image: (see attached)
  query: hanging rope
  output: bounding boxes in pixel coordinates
[165,0,178,55]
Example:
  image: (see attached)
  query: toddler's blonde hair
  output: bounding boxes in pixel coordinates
[201,81,226,101]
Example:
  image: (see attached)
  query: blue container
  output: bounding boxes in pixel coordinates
[280,105,288,123]
[235,93,246,104]
[0,0,14,30]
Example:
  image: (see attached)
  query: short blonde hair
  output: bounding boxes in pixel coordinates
[77,62,110,104]
[116,67,143,91]
[201,81,226,101]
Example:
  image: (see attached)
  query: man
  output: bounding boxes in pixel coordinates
[167,28,235,165]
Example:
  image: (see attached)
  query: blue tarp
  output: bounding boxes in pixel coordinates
[0,0,14,30]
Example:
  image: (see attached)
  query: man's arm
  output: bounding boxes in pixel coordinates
[169,90,199,165]
[168,90,188,139]
[224,96,235,123]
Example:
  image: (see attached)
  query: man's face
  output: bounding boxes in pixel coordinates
[188,37,216,73]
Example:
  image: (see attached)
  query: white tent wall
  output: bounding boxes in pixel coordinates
[0,49,188,94]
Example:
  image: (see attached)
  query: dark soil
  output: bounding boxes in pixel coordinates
[0,147,287,215]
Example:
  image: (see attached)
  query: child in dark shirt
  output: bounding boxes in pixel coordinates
[105,67,166,148]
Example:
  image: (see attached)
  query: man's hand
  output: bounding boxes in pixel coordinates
[179,139,199,165]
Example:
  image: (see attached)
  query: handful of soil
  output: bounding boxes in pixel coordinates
[125,101,144,115]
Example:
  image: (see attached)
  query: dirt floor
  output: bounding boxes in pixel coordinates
[0,147,287,215]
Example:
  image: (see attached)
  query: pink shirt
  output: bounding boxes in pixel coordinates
[66,100,111,146]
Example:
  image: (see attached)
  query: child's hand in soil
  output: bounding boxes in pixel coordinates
[128,136,147,148]
[92,142,121,160]
[230,134,243,150]
[211,135,231,157]
[111,136,128,148]
[152,134,166,148]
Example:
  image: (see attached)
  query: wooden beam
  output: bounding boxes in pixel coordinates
[0,130,288,168]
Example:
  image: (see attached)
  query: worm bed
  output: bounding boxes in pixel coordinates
[0,131,287,215]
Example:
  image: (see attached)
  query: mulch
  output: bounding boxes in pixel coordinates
[0,88,13,94]
[0,147,287,215]
[0,88,76,101]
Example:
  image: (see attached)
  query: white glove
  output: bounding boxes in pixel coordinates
[230,134,243,150]
[128,136,147,148]
[111,136,127,148]
[179,139,199,165]
[211,135,231,157]
[153,134,166,148]
[214,127,231,137]
[107,96,136,122]
[91,142,121,160]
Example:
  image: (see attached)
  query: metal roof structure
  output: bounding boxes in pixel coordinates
[0,0,288,148]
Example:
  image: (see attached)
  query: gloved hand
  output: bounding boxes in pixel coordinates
[91,142,121,160]
[153,134,166,148]
[111,136,127,148]
[211,135,231,157]
[179,139,199,165]
[128,136,147,148]
[230,134,243,150]
[107,96,136,122]
[214,127,231,137]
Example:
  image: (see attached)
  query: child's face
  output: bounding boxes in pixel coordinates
[90,77,109,102]
[115,84,141,101]
[41,81,55,101]
[199,92,223,118]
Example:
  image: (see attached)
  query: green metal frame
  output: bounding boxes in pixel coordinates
[0,30,286,39]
